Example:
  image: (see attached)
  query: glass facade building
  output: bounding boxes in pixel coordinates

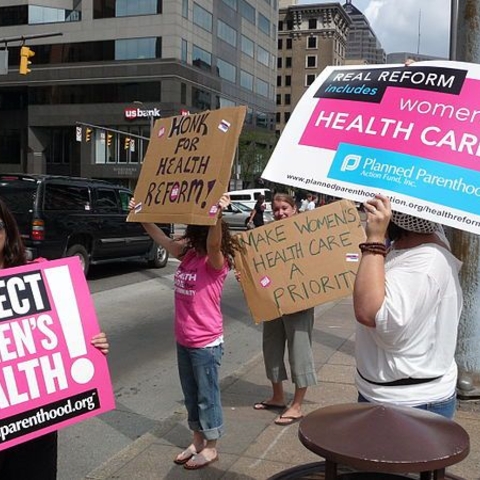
[0,0,277,186]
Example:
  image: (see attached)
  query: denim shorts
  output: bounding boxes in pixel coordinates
[358,392,457,419]
[177,343,224,440]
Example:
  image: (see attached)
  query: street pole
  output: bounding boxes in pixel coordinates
[450,0,480,399]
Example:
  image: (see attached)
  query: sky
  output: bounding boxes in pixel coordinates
[299,0,451,58]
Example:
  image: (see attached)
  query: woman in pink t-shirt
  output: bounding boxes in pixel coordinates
[130,194,239,470]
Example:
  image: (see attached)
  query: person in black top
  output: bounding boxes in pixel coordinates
[248,195,266,228]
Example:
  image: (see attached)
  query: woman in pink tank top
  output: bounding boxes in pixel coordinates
[130,194,240,470]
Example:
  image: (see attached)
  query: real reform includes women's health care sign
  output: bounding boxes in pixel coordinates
[263,61,480,235]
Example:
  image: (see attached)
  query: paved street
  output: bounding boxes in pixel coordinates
[57,259,261,480]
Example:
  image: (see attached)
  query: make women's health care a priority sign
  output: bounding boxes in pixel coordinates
[262,61,480,235]
[0,257,114,451]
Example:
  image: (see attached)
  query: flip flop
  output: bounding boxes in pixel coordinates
[274,414,304,426]
[173,445,198,465]
[253,401,287,411]
[184,452,219,470]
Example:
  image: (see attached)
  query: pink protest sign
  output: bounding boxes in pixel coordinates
[262,61,480,235]
[0,257,114,451]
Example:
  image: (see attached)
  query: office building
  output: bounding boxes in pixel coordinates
[343,0,385,65]
[0,1,278,187]
[276,1,350,134]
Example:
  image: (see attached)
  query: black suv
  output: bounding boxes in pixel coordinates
[0,174,172,276]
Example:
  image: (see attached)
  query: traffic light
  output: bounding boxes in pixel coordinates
[19,46,35,75]
[124,137,130,150]
[85,128,92,143]
[107,133,113,147]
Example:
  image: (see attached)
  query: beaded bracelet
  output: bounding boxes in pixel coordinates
[359,242,387,257]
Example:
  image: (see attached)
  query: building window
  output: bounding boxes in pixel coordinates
[286,38,292,49]
[241,35,254,57]
[286,20,293,30]
[115,37,160,60]
[308,18,317,29]
[278,20,283,31]
[182,0,188,18]
[192,45,212,70]
[284,112,290,122]
[255,78,269,97]
[257,46,269,66]
[276,94,281,105]
[181,39,188,62]
[218,19,237,47]
[217,58,236,82]
[222,0,237,10]
[258,13,270,36]
[277,75,281,87]
[240,70,254,90]
[93,0,162,18]
[306,74,316,86]
[276,112,281,123]
[307,36,317,49]
[239,0,255,25]
[219,97,236,107]
[285,75,291,86]
[192,87,211,110]
[29,5,80,23]
[284,93,291,105]
[193,3,212,31]
[306,55,317,68]
[181,83,187,104]
[285,56,292,68]
[277,57,282,68]
[0,129,21,164]
[278,38,283,49]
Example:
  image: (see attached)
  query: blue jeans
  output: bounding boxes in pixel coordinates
[177,343,224,440]
[357,392,457,419]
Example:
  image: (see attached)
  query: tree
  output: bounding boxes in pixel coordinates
[237,129,278,188]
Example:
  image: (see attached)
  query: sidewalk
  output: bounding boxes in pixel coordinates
[87,297,480,480]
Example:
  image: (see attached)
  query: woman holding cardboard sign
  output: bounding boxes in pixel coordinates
[251,193,316,426]
[0,198,109,480]
[129,194,240,470]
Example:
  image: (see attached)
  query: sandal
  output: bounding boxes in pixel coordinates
[184,452,219,470]
[253,401,287,411]
[274,414,304,426]
[173,445,199,465]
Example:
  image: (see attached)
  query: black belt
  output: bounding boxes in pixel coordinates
[357,369,442,387]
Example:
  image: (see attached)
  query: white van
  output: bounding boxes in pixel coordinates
[228,188,272,211]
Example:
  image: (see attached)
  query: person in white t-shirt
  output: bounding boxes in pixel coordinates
[353,194,462,419]
[306,194,316,211]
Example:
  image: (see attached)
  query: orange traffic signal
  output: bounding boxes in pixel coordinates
[85,128,92,142]
[124,137,130,150]
[107,133,113,146]
[19,46,35,75]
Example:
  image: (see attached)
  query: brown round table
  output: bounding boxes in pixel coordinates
[298,403,470,480]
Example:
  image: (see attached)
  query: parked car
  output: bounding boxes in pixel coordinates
[0,174,172,276]
[228,188,272,211]
[222,201,273,230]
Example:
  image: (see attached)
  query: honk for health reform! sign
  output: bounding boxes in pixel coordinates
[128,106,246,225]
[263,61,480,235]
[234,200,365,323]
[0,257,114,451]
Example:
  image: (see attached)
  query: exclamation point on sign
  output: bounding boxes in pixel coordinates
[44,265,95,384]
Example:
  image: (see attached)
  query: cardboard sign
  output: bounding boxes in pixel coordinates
[234,200,365,323]
[262,61,480,235]
[0,257,114,451]
[128,106,247,225]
